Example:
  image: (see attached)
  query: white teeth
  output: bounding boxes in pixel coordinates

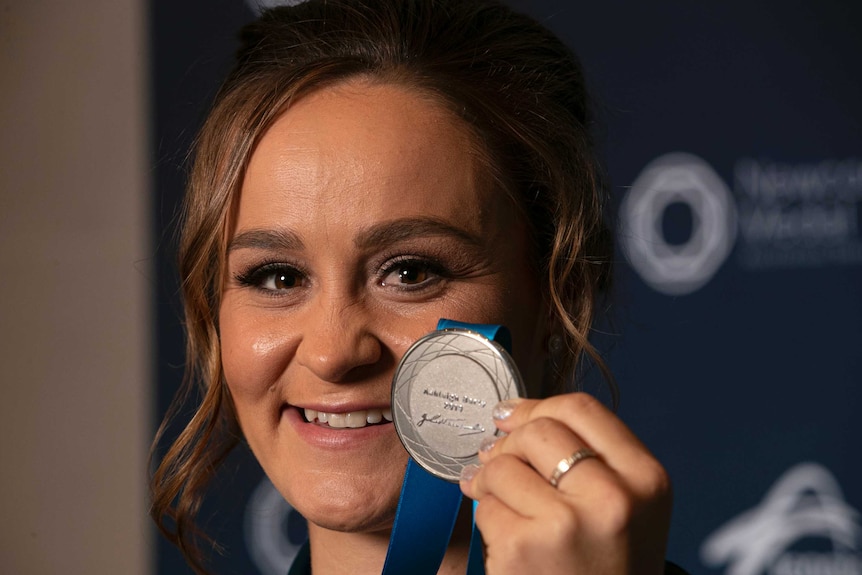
[328,413,347,428]
[303,407,391,428]
[346,412,366,428]
[366,410,382,424]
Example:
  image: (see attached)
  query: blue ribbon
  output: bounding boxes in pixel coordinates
[381,459,464,574]
[382,319,509,575]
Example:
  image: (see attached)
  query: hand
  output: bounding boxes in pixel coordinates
[459,393,672,575]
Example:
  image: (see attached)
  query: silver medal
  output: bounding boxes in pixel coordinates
[391,328,525,482]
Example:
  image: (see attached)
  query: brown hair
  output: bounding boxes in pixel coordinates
[150,0,614,572]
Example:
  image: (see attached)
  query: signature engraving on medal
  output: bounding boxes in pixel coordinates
[459,422,486,436]
[416,413,486,436]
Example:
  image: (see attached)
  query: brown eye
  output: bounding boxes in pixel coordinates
[380,258,443,290]
[272,272,300,290]
[397,266,428,285]
[235,263,306,293]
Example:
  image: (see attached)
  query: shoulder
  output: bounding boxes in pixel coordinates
[286,542,688,575]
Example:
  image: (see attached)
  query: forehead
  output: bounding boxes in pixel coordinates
[233,80,512,238]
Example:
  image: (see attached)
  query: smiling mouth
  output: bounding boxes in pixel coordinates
[302,407,393,429]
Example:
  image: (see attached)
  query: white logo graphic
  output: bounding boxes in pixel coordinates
[244,477,307,575]
[701,462,862,575]
[620,152,737,295]
[246,0,309,15]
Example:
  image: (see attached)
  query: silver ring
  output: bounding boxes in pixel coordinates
[549,448,597,488]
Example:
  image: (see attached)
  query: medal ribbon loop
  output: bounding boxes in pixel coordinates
[382,320,510,575]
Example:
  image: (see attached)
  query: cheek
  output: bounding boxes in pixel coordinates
[439,280,543,355]
[219,304,296,399]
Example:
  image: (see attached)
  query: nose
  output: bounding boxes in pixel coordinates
[295,294,383,383]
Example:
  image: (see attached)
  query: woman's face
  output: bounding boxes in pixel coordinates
[219,80,546,534]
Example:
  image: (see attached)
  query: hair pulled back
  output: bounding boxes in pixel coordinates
[151,1,613,572]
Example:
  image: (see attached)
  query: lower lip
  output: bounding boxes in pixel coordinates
[282,406,396,449]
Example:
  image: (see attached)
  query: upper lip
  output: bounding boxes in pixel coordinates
[288,400,391,413]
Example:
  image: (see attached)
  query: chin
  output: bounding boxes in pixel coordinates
[306,506,397,534]
[282,463,406,534]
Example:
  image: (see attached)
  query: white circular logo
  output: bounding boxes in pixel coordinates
[620,152,737,295]
[244,477,307,575]
[246,0,309,15]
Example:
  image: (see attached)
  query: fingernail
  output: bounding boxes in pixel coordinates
[460,464,481,483]
[492,399,522,420]
[479,436,498,453]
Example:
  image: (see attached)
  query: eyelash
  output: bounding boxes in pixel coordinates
[233,261,306,295]
[378,255,449,291]
[232,255,450,296]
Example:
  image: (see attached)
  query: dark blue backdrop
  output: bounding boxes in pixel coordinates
[151,2,862,573]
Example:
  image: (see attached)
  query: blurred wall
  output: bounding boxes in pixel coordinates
[0,1,151,573]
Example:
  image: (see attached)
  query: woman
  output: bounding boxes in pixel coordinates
[150,0,677,573]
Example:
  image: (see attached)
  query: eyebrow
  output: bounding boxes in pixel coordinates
[227,228,304,253]
[355,217,484,250]
[227,217,483,254]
